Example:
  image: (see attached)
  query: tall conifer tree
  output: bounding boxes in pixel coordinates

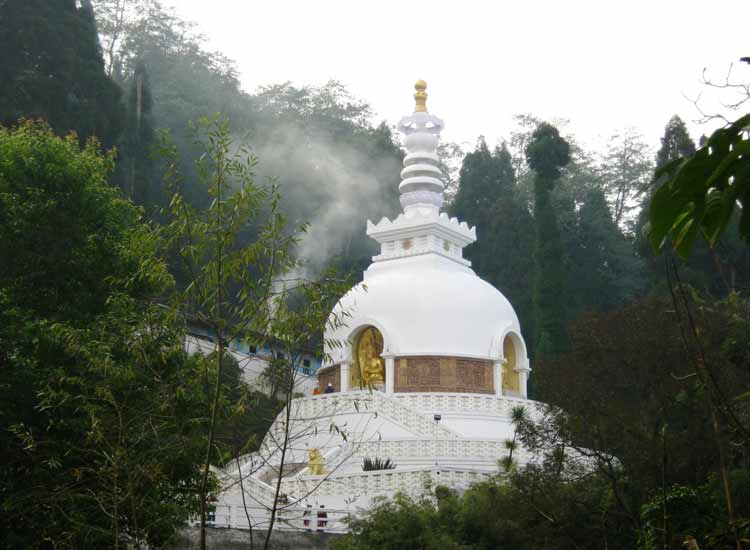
[567,188,644,315]
[526,123,570,356]
[450,140,535,337]
[656,115,696,168]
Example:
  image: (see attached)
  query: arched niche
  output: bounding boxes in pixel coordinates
[351,325,385,389]
[502,333,521,395]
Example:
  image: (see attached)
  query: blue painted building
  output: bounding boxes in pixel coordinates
[186,325,323,377]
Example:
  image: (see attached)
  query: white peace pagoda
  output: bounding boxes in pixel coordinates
[212,82,540,532]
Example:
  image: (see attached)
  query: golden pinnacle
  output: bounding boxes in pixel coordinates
[414,79,427,112]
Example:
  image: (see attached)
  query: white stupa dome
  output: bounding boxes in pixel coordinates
[326,253,523,363]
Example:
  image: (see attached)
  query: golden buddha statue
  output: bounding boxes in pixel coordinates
[357,327,385,385]
[307,448,327,476]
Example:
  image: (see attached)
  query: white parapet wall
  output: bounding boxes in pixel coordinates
[209,390,547,532]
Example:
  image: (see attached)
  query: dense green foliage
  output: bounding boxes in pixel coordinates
[649,113,750,257]
[339,294,750,549]
[0,122,204,548]
[636,115,750,296]
[336,469,750,550]
[0,0,123,146]
[450,129,645,358]
[656,115,697,169]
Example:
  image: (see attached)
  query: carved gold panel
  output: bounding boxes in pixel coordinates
[394,356,492,394]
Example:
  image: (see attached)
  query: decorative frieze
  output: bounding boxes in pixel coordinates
[395,356,493,394]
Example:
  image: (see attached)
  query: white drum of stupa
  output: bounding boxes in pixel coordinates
[212,82,539,533]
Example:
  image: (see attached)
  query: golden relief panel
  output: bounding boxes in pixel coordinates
[456,359,487,388]
[406,357,440,386]
[395,356,493,394]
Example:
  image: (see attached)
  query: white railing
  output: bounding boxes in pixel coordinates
[242,392,536,485]
[222,392,540,512]
[280,466,492,498]
[393,392,544,419]
[352,438,534,465]
[220,469,280,506]
[193,505,232,529]
[282,392,460,439]
[198,502,350,533]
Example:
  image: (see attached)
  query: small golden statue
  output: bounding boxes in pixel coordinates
[357,327,385,385]
[307,448,327,476]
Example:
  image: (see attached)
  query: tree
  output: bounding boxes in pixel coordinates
[335,472,633,550]
[645,110,750,549]
[159,115,350,549]
[531,294,750,550]
[246,82,402,279]
[565,187,644,316]
[649,113,750,258]
[635,116,697,258]
[0,0,123,146]
[450,139,536,341]
[637,115,750,295]
[118,59,158,208]
[505,117,645,340]
[452,138,515,217]
[333,493,464,550]
[656,115,697,170]
[599,128,654,229]
[0,121,204,548]
[526,122,571,356]
[93,2,404,276]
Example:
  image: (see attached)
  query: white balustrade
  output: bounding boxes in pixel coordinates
[279,466,493,498]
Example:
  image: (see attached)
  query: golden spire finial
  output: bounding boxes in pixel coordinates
[414,79,427,112]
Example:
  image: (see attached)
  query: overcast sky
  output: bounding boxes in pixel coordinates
[170,0,749,153]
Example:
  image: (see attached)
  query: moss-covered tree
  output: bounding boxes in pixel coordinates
[525,122,570,356]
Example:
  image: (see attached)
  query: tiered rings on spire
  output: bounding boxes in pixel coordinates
[367,80,475,266]
[397,80,445,214]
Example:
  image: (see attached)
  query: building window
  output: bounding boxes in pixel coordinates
[249,344,257,354]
